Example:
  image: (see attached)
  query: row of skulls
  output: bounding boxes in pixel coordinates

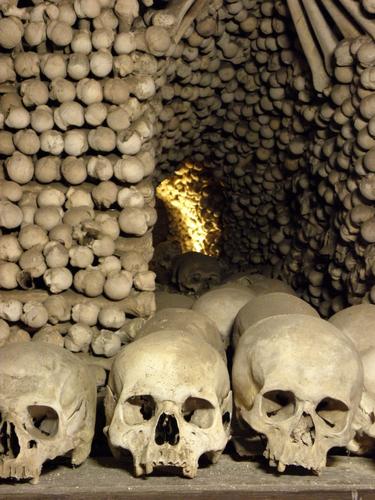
[0,272,374,482]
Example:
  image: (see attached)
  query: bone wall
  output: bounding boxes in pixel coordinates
[0,0,170,352]
[156,0,375,316]
[1,0,375,330]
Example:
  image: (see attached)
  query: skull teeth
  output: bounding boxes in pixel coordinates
[277,461,286,473]
[0,461,40,481]
[135,460,196,478]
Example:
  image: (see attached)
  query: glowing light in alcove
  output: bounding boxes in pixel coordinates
[156,163,221,256]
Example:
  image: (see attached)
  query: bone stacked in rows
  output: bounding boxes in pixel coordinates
[0,0,174,355]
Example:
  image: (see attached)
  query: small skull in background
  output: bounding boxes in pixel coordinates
[104,330,232,478]
[0,343,97,483]
[171,251,223,294]
[232,314,363,473]
[150,240,182,285]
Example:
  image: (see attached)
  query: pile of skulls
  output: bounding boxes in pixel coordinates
[0,0,186,357]
[2,274,375,483]
[154,0,375,317]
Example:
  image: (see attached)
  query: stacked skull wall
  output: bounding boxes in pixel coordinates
[156,1,375,316]
[2,0,375,341]
[0,0,175,353]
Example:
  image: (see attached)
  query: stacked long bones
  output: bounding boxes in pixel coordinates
[1,274,375,482]
[2,0,375,484]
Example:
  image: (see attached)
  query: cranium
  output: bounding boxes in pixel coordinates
[232,314,363,473]
[192,285,255,347]
[104,330,232,478]
[137,307,226,360]
[0,343,97,483]
[232,292,320,348]
[329,303,375,353]
[329,305,375,454]
[224,273,296,296]
[151,240,181,285]
[348,347,375,455]
[171,252,222,294]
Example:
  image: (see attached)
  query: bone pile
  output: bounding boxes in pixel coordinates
[3,277,375,482]
[154,0,375,316]
[0,0,175,354]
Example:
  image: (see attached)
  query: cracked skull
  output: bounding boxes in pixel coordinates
[232,314,363,473]
[104,330,232,478]
[0,343,97,483]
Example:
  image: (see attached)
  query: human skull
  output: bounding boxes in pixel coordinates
[347,347,375,455]
[104,330,232,478]
[171,252,222,294]
[192,285,255,347]
[0,343,97,483]
[329,305,375,454]
[232,292,320,348]
[224,273,296,296]
[232,314,363,473]
[329,304,375,353]
[137,307,226,360]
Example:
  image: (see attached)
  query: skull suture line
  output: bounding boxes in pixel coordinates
[0,343,97,483]
[104,330,232,478]
[232,314,363,473]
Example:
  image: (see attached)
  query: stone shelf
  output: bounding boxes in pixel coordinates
[1,454,375,499]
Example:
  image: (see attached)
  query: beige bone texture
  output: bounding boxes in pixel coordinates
[137,307,226,359]
[104,330,232,478]
[0,342,97,483]
[192,285,256,347]
[232,292,320,348]
[232,314,363,473]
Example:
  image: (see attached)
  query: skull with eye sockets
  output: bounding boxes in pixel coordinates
[104,330,232,477]
[171,252,222,295]
[0,343,97,483]
[232,314,363,473]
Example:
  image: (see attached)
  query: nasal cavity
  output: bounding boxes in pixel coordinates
[301,412,315,446]
[154,413,180,446]
[302,412,314,428]
[0,421,20,458]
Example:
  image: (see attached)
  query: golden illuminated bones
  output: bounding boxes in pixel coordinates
[104,330,232,478]
[0,342,97,483]
[156,163,222,256]
[232,314,363,473]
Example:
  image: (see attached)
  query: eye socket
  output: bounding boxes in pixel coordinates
[182,397,215,429]
[27,405,59,438]
[316,397,349,432]
[191,274,201,283]
[123,395,155,425]
[261,390,296,422]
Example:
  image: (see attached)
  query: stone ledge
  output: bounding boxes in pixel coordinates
[1,454,375,499]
